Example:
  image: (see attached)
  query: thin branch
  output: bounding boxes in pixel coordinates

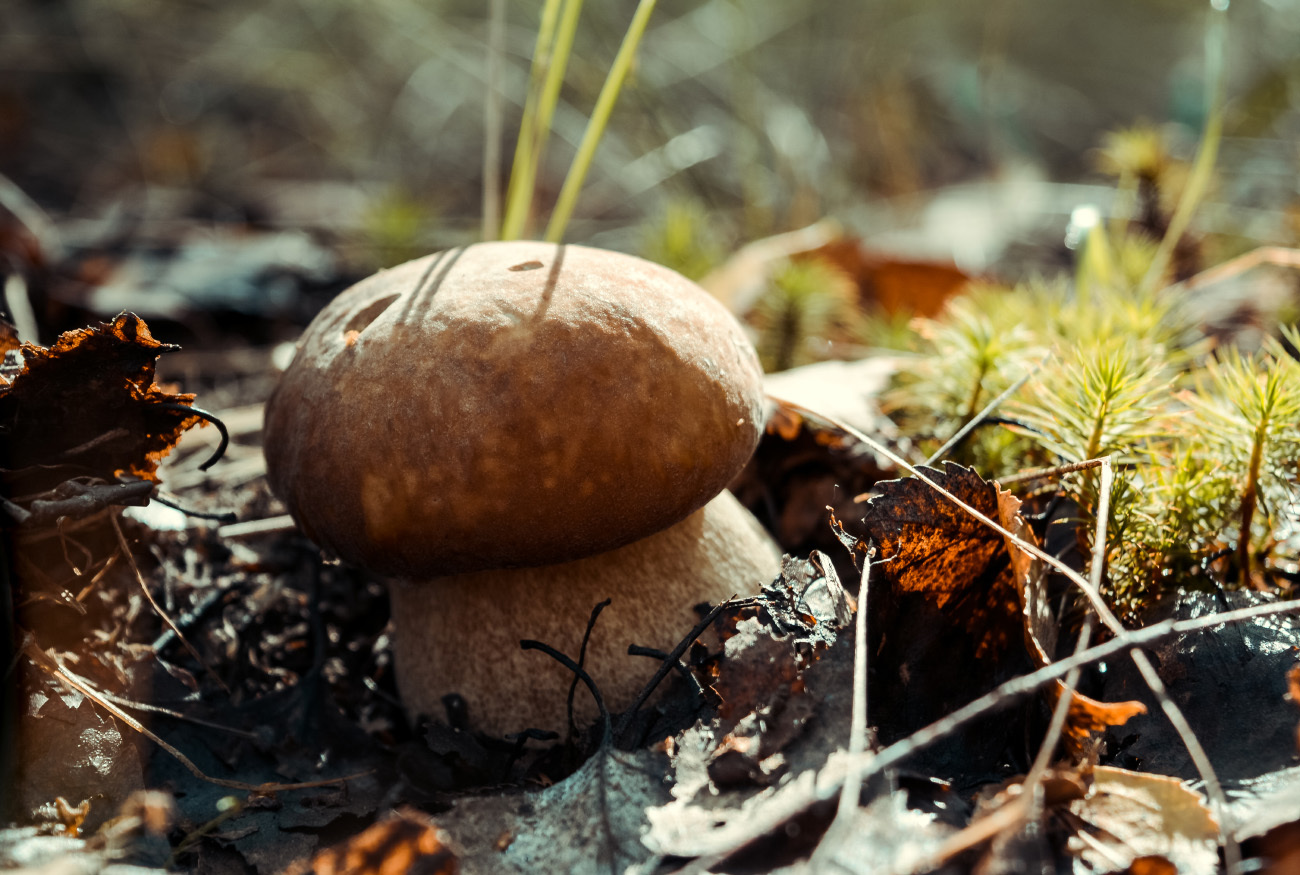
[1181,245,1300,292]
[613,597,731,746]
[24,641,367,793]
[109,515,229,694]
[808,550,876,870]
[567,598,612,744]
[925,355,1048,467]
[998,458,1105,485]
[521,638,611,746]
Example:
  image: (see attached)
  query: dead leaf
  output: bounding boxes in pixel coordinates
[0,311,200,499]
[997,485,1146,751]
[298,808,457,875]
[731,397,893,569]
[798,237,971,317]
[860,462,1020,651]
[11,662,145,833]
[1068,765,1219,875]
[432,748,669,874]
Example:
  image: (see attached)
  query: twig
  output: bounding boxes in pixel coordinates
[152,585,229,652]
[613,598,732,746]
[22,480,154,527]
[808,549,876,870]
[1017,456,1114,801]
[1181,246,1300,292]
[61,669,259,740]
[521,638,611,747]
[925,355,1048,466]
[153,403,229,471]
[217,514,296,539]
[147,489,238,524]
[567,599,612,744]
[627,645,706,702]
[24,640,368,793]
[109,515,229,695]
[998,458,1105,485]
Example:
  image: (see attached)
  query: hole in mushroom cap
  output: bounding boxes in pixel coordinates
[508,261,544,272]
[342,293,400,339]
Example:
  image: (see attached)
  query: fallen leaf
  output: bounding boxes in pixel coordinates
[860,462,1020,651]
[297,808,457,875]
[731,397,893,570]
[0,312,201,499]
[997,485,1146,751]
[799,237,971,317]
[1068,765,1219,875]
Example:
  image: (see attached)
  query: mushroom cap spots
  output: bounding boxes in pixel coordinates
[263,241,765,577]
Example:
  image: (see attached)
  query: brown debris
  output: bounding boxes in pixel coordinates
[296,809,458,875]
[0,311,201,499]
[998,486,1146,750]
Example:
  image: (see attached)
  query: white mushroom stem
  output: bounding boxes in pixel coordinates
[386,490,782,737]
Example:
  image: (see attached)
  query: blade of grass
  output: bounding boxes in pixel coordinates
[481,0,506,240]
[1139,0,1228,293]
[544,0,660,243]
[501,0,586,240]
[500,0,565,240]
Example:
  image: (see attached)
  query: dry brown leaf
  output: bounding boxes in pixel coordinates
[1068,765,1219,875]
[0,312,202,501]
[996,485,1147,750]
[798,237,971,317]
[860,462,1020,656]
[296,809,457,875]
[731,397,891,564]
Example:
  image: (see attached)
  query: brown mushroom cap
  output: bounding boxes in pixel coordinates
[264,241,765,578]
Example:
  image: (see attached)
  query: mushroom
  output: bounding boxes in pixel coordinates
[263,241,781,736]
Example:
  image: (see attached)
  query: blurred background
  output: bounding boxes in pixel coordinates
[1,0,1299,354]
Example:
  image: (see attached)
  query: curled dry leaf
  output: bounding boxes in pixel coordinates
[732,396,892,571]
[0,311,201,499]
[997,486,1146,752]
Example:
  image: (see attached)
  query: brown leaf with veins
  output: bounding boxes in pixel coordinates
[0,312,200,497]
[850,462,1142,748]
[860,462,1020,658]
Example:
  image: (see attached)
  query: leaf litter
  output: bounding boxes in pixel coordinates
[8,320,1300,875]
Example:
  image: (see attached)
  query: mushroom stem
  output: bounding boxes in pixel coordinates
[386,490,781,737]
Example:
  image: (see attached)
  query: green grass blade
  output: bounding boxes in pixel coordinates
[1139,0,1228,292]
[481,0,507,240]
[501,0,566,240]
[544,0,659,243]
